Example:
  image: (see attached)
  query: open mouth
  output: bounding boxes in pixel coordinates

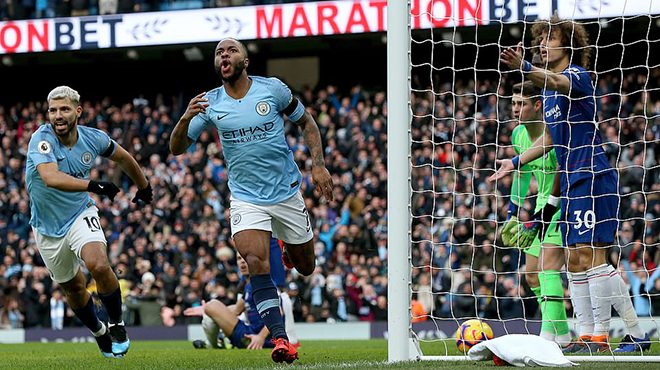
[54,122,67,130]
[221,59,231,73]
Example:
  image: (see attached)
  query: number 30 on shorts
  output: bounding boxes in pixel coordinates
[573,210,595,231]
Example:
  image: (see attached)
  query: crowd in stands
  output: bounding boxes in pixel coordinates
[0,0,327,21]
[1,67,660,330]
[408,67,660,321]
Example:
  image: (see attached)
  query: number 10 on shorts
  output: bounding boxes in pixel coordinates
[83,216,101,232]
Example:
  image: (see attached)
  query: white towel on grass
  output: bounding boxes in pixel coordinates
[468,334,577,367]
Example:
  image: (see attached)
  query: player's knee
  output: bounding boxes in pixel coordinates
[204,301,219,316]
[244,254,269,275]
[578,251,595,270]
[296,261,315,276]
[63,281,87,298]
[526,273,539,288]
[86,257,112,278]
[566,251,581,272]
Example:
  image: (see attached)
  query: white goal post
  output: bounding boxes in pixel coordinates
[387,0,660,363]
[387,0,413,363]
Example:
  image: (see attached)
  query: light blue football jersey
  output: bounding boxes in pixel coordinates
[26,124,117,237]
[188,76,306,205]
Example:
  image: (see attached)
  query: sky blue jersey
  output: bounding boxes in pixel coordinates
[187,76,306,205]
[543,65,614,193]
[26,124,117,237]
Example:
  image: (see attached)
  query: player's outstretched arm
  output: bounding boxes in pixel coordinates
[519,127,553,165]
[170,92,208,155]
[501,42,571,94]
[490,126,554,182]
[295,112,334,201]
[109,145,152,204]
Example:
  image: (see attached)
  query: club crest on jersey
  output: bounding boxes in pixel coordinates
[37,140,52,154]
[232,213,242,225]
[82,152,93,165]
[255,101,271,116]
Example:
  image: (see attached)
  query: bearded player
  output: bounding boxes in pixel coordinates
[492,16,649,353]
[170,38,333,363]
[26,86,153,357]
[501,81,571,347]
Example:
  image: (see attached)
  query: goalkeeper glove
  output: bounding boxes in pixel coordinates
[133,184,153,204]
[501,201,521,246]
[88,180,120,202]
[516,198,559,249]
[501,215,519,246]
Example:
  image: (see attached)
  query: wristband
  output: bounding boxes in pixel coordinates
[511,156,521,169]
[522,60,532,72]
[548,195,560,207]
[507,201,520,218]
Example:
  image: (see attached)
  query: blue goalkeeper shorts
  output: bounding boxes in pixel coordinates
[560,171,619,246]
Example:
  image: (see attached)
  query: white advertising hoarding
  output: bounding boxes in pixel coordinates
[0,0,657,54]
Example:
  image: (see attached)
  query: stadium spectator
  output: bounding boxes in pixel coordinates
[0,297,24,329]
[0,67,659,331]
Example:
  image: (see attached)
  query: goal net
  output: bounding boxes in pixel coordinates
[387,0,660,362]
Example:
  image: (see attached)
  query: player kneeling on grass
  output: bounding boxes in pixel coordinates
[493,14,650,353]
[500,81,571,347]
[26,86,153,358]
[184,253,287,355]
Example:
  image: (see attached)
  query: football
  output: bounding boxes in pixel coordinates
[456,319,494,353]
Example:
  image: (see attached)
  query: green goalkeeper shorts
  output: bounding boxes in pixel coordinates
[523,210,563,258]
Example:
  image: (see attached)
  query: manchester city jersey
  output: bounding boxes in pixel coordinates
[188,76,306,205]
[542,64,613,192]
[26,124,116,237]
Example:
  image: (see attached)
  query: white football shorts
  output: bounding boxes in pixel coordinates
[33,206,107,283]
[229,191,313,245]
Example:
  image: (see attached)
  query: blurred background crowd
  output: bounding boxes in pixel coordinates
[0,0,326,21]
[1,65,659,329]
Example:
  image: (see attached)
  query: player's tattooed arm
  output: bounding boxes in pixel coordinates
[297,112,325,167]
[296,112,334,201]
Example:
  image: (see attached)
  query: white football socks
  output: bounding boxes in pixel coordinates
[568,271,594,338]
[202,313,221,349]
[540,331,555,342]
[608,265,646,339]
[586,264,613,337]
[280,292,299,345]
[555,332,573,346]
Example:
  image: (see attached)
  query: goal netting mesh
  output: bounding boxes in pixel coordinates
[401,0,660,361]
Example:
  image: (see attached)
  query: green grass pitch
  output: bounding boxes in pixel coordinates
[0,339,658,369]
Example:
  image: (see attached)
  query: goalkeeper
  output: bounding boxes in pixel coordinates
[501,81,570,347]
